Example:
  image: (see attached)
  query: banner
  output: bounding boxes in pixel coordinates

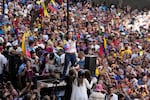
[42,2,49,17]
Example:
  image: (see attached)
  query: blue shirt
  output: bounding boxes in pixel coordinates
[98,6,107,11]
[18,63,26,75]
[78,59,85,69]
[0,30,4,35]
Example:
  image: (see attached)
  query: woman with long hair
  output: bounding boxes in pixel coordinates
[64,69,76,100]
[71,70,97,100]
[63,31,77,77]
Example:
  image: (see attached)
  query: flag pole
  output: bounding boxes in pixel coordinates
[67,0,69,33]
[2,0,4,14]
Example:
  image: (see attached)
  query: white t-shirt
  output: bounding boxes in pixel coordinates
[9,47,22,53]
[60,54,65,64]
[92,45,100,51]
[0,53,8,74]
[65,40,77,53]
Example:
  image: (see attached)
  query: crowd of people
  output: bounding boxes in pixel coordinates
[0,0,150,100]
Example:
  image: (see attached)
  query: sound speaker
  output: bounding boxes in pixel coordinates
[84,55,97,75]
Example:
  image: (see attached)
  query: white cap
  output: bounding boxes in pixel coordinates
[0,37,4,43]
[38,44,45,49]
[19,30,24,33]
[100,26,105,32]
[34,28,38,32]
[111,5,115,8]
[6,42,12,47]
[12,40,18,46]
[98,66,103,70]
[121,32,126,35]
[82,17,85,20]
[93,17,97,20]
[5,9,9,14]
[86,34,91,38]
[134,99,140,100]
[42,35,49,42]
[138,45,142,49]
[4,15,8,19]
[88,38,93,42]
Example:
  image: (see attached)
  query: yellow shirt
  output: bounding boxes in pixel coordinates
[63,40,67,45]
[120,49,132,57]
[38,24,41,29]
[139,51,143,56]
[109,53,117,58]
[95,67,106,76]
[95,67,99,76]
[25,31,30,38]
[4,26,11,32]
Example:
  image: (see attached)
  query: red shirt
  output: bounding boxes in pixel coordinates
[112,39,120,47]
[13,18,19,27]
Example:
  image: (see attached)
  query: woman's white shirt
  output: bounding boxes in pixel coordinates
[71,78,93,100]
[65,40,77,53]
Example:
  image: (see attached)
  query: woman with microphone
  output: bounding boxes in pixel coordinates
[63,31,77,77]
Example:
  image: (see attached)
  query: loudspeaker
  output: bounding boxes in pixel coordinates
[84,55,97,75]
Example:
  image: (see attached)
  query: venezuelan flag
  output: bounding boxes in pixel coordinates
[99,45,104,57]
[104,37,107,49]
[41,2,49,17]
[22,33,26,55]
[64,44,69,51]
[48,4,57,12]
[51,0,56,7]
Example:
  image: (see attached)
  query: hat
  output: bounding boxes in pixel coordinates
[121,32,127,35]
[98,66,103,70]
[12,40,18,46]
[38,44,45,49]
[90,20,94,22]
[43,35,49,42]
[86,34,91,38]
[6,42,12,47]
[111,48,116,51]
[88,38,93,42]
[93,17,97,20]
[19,30,24,33]
[100,26,105,32]
[82,17,85,20]
[111,5,115,8]
[34,28,38,32]
[96,84,103,92]
[0,37,4,43]
[138,45,142,49]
